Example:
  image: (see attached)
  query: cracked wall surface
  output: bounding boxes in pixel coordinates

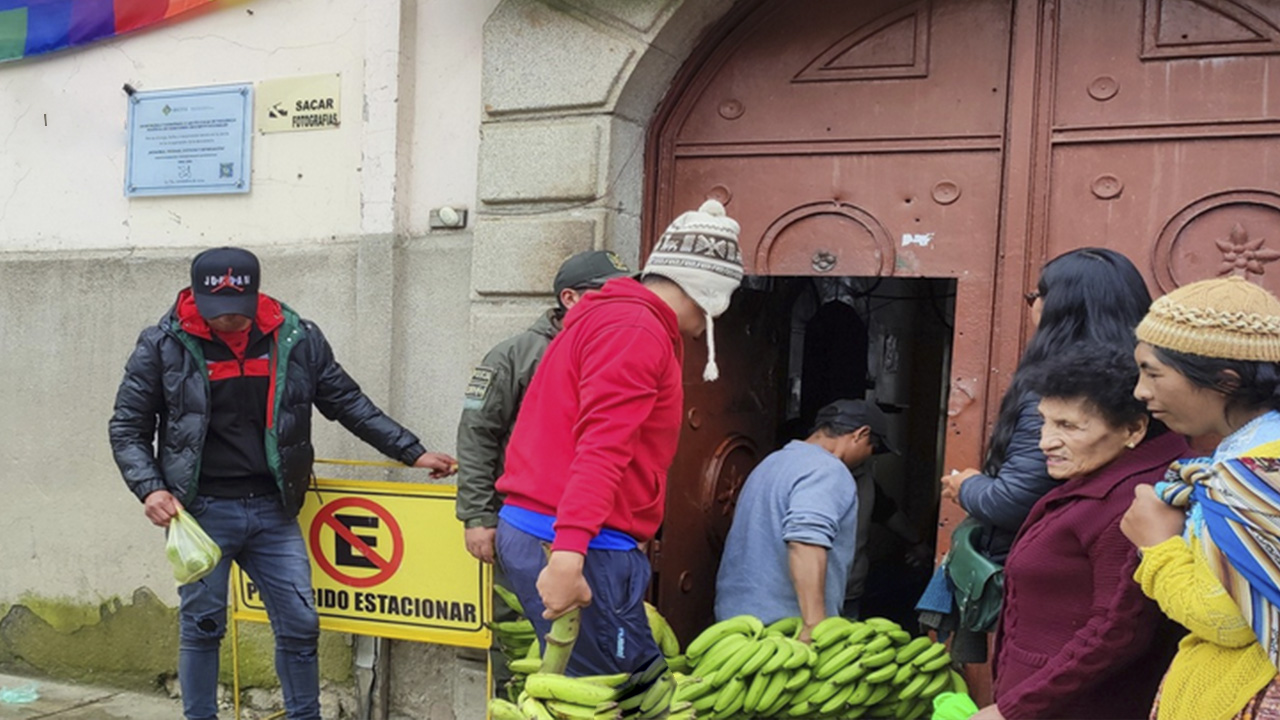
[0,588,351,691]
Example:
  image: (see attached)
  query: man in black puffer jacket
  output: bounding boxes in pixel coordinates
[109,247,456,720]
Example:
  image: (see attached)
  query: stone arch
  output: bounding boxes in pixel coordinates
[470,0,734,352]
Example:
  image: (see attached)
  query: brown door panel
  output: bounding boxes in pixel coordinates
[1055,0,1280,129]
[1047,138,1280,296]
[653,288,788,644]
[668,152,1005,279]
[673,0,1012,145]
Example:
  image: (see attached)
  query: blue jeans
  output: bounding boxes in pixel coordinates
[495,519,661,677]
[178,495,320,720]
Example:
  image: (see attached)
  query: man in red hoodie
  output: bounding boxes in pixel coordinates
[494,200,744,677]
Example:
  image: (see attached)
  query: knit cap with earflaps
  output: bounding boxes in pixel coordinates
[1136,276,1280,362]
[642,199,745,381]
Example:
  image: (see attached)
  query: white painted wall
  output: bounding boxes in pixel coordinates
[407,0,502,236]
[0,0,498,252]
[3,0,362,250]
[0,0,497,609]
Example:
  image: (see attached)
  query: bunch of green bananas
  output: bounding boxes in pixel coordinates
[492,613,538,702]
[489,663,692,719]
[491,598,693,718]
[507,633,544,676]
[645,602,691,673]
[491,584,539,668]
[492,617,539,665]
[671,614,967,719]
[496,597,689,697]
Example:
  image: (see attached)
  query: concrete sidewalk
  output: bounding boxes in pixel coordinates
[0,673,184,719]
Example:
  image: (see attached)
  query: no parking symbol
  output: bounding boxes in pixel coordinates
[309,497,404,588]
[232,478,489,647]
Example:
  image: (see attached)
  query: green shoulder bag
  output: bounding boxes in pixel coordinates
[945,517,1004,633]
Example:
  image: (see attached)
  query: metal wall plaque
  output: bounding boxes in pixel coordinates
[125,84,253,197]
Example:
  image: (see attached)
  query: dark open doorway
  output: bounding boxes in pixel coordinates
[655,275,957,639]
[773,276,955,626]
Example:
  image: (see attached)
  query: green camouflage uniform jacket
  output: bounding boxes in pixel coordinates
[454,309,560,528]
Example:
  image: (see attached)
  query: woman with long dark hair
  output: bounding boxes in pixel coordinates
[931,248,1152,658]
[1122,276,1280,719]
[975,247,1156,508]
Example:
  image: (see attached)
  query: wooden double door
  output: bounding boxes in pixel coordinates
[643,0,1280,644]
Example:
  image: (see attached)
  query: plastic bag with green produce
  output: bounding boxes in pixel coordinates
[166,509,221,584]
[932,691,979,720]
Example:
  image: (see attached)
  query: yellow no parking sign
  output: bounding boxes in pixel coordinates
[232,477,491,648]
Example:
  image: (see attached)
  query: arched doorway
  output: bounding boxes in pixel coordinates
[643,0,1280,687]
[473,0,1280,696]
[646,0,1009,645]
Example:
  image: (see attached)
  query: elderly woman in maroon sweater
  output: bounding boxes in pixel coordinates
[973,345,1187,720]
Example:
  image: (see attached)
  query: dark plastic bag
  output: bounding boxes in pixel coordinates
[166,509,221,585]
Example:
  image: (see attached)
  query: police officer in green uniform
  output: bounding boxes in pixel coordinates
[455,250,630,684]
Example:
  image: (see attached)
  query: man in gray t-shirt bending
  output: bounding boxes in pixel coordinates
[714,399,893,642]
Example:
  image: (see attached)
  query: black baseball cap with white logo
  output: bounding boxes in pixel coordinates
[812,399,898,455]
[190,247,260,319]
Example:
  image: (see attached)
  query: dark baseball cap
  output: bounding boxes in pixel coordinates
[812,399,897,455]
[553,251,632,295]
[190,247,260,319]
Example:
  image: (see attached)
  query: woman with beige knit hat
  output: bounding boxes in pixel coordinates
[1121,276,1280,720]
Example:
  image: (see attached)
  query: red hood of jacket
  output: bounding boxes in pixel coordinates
[496,277,686,553]
[175,288,285,339]
[560,277,683,346]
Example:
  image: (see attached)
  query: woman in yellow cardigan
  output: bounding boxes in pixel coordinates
[1122,276,1280,720]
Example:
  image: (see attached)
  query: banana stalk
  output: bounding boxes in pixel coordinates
[540,608,582,675]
